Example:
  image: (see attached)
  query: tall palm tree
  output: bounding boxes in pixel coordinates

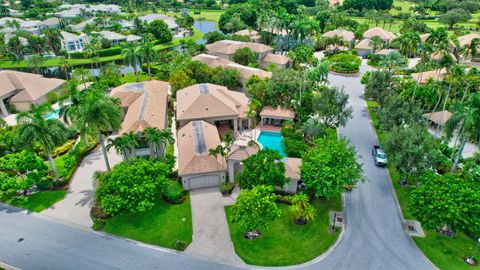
[158,129,174,157]
[144,127,162,157]
[72,68,92,89]
[43,28,63,55]
[78,94,121,171]
[444,93,480,171]
[26,55,45,74]
[370,35,383,54]
[123,43,142,82]
[16,104,68,181]
[83,44,98,72]
[393,31,421,58]
[107,136,131,162]
[302,118,325,141]
[58,57,70,80]
[379,51,406,72]
[139,42,157,79]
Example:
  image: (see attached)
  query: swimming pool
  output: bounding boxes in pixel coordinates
[44,109,60,120]
[257,131,286,157]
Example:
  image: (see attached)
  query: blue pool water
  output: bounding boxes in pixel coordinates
[44,109,60,120]
[258,131,286,157]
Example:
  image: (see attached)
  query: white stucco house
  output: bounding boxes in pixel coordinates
[61,31,89,53]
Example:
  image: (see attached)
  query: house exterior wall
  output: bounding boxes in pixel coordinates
[357,48,373,58]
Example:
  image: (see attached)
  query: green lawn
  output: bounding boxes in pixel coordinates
[104,195,193,249]
[225,197,342,266]
[366,100,479,270]
[119,72,150,83]
[1,190,67,212]
[168,9,224,23]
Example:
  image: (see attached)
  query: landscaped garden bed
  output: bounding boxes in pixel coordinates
[225,196,342,266]
[327,52,362,74]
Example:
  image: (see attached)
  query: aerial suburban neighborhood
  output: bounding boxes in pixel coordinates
[0,0,479,269]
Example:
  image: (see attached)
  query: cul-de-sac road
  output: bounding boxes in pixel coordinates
[0,62,435,270]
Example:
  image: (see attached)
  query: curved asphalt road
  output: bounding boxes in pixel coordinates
[0,63,434,270]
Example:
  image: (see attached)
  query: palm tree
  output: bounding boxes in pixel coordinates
[370,35,383,54]
[78,94,121,171]
[124,132,139,159]
[16,104,68,181]
[107,136,131,162]
[123,43,142,82]
[302,118,325,141]
[444,93,480,171]
[26,55,45,74]
[72,68,92,89]
[209,145,227,169]
[58,57,70,80]
[158,129,175,157]
[289,192,316,224]
[460,38,480,63]
[393,31,421,58]
[43,28,63,55]
[83,44,98,71]
[144,127,162,157]
[379,51,406,72]
[139,42,157,79]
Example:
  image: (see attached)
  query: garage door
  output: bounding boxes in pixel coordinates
[187,175,221,190]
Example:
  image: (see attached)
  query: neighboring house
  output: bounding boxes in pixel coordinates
[126,34,142,43]
[39,17,61,29]
[176,83,251,133]
[177,120,227,190]
[234,29,261,43]
[97,30,127,45]
[322,29,356,47]
[431,51,457,62]
[8,9,22,17]
[55,4,121,18]
[110,80,170,157]
[138,14,179,34]
[61,31,89,53]
[0,70,66,115]
[376,48,397,56]
[411,69,447,84]
[260,53,291,69]
[206,40,274,61]
[226,143,301,193]
[71,18,95,32]
[226,63,272,90]
[192,54,272,91]
[119,20,134,29]
[0,17,41,35]
[355,38,374,57]
[363,27,396,44]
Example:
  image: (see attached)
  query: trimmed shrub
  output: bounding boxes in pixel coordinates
[328,52,361,74]
[68,47,122,59]
[175,240,188,251]
[92,219,106,231]
[36,177,53,191]
[164,181,185,204]
[220,181,234,196]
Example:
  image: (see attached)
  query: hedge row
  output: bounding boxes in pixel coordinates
[68,47,122,59]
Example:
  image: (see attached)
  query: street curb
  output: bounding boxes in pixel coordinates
[363,100,439,270]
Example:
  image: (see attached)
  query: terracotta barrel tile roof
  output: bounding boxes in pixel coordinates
[322,29,355,42]
[363,27,397,42]
[260,106,295,119]
[206,40,273,55]
[262,53,290,65]
[0,70,65,101]
[423,110,452,126]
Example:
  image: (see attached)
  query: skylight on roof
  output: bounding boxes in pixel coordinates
[199,84,210,95]
[125,82,145,92]
[192,121,207,154]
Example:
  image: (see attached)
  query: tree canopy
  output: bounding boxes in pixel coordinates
[237,149,287,189]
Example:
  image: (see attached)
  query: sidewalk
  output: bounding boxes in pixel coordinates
[41,144,122,227]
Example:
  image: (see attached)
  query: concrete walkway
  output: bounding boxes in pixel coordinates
[41,143,122,227]
[185,187,244,266]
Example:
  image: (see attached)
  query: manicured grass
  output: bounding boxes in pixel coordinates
[366,100,479,270]
[0,28,203,69]
[119,72,150,83]
[104,195,193,249]
[225,197,342,266]
[1,190,67,212]
[168,9,224,23]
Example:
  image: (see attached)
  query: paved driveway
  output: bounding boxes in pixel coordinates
[41,144,122,227]
[185,187,244,266]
